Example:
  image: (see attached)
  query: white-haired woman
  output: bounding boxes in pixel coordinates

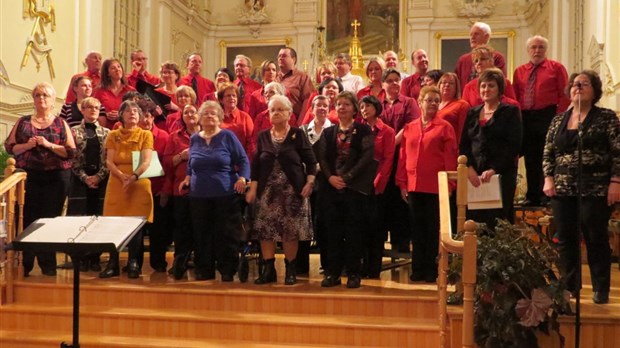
[252,82,297,136]
[246,95,317,285]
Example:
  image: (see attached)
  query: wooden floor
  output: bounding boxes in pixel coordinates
[1,253,620,347]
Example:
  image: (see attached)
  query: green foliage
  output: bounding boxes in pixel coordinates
[449,220,571,348]
[0,147,11,178]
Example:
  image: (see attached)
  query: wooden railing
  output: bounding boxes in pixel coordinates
[0,158,27,305]
[438,155,477,348]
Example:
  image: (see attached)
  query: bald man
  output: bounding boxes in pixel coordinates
[383,50,409,79]
[400,49,428,101]
[454,22,507,90]
[64,51,102,103]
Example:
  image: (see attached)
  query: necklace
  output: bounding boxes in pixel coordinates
[271,125,289,142]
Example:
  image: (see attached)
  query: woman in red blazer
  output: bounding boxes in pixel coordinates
[396,86,458,283]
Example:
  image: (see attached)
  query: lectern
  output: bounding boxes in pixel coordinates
[9,216,147,348]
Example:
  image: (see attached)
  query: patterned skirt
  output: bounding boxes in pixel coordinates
[252,162,313,242]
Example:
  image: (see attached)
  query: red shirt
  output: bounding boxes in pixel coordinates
[461,78,520,108]
[455,51,507,91]
[221,108,255,158]
[235,77,262,112]
[277,69,315,121]
[93,84,136,129]
[162,128,191,196]
[396,117,458,194]
[380,95,421,133]
[65,70,101,103]
[512,58,570,112]
[253,109,298,137]
[400,72,424,100]
[248,87,267,120]
[437,99,470,144]
[365,119,395,194]
[178,73,216,106]
[127,70,161,89]
[356,85,386,102]
[149,125,169,195]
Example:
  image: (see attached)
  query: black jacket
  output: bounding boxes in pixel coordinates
[315,122,377,195]
[251,127,317,197]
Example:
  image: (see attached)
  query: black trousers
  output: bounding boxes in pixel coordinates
[383,177,412,249]
[323,188,366,278]
[310,174,329,270]
[361,193,386,278]
[407,192,440,277]
[551,196,611,293]
[172,195,193,260]
[521,106,556,204]
[23,169,71,275]
[189,194,242,277]
[147,194,173,269]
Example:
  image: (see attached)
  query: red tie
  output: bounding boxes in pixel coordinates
[523,64,539,110]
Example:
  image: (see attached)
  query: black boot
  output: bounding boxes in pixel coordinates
[254,258,276,284]
[99,256,119,278]
[284,258,297,285]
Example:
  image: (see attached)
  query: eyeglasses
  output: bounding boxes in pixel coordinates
[84,105,101,110]
[570,81,592,88]
[422,99,440,104]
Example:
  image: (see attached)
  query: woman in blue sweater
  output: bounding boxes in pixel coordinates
[179,101,250,282]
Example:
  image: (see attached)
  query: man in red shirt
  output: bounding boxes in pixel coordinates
[178,53,216,105]
[64,51,102,103]
[400,49,429,101]
[234,54,262,112]
[454,22,506,91]
[276,47,315,124]
[513,35,570,206]
[127,49,162,88]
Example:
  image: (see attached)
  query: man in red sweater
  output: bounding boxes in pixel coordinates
[233,54,262,112]
[127,49,162,88]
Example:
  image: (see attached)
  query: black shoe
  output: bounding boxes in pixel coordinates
[409,271,424,282]
[126,260,141,279]
[424,273,438,283]
[42,268,57,277]
[153,266,167,273]
[171,256,187,280]
[321,275,342,287]
[89,262,102,272]
[593,291,609,304]
[99,263,120,278]
[346,275,361,289]
[221,274,234,282]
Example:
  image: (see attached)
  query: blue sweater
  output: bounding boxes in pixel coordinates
[187,129,250,198]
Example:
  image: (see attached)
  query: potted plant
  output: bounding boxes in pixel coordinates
[449,220,572,348]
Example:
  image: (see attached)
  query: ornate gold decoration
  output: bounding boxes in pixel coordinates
[399,49,409,73]
[450,0,499,19]
[302,60,309,73]
[0,60,10,85]
[237,0,270,38]
[21,0,56,79]
[349,20,364,76]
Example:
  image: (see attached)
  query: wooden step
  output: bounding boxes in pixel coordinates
[10,278,439,319]
[1,303,440,347]
[0,329,328,348]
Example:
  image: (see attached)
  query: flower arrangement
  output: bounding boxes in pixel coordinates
[449,220,572,348]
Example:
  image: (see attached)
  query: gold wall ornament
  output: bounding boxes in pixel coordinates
[21,0,56,80]
[349,20,364,76]
[0,60,10,86]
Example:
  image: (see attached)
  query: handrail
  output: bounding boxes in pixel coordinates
[438,155,477,348]
[0,158,27,305]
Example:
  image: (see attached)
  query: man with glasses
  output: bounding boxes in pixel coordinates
[513,35,570,206]
[127,49,161,88]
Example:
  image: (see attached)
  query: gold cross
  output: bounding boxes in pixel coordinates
[302,60,309,72]
[351,20,361,36]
